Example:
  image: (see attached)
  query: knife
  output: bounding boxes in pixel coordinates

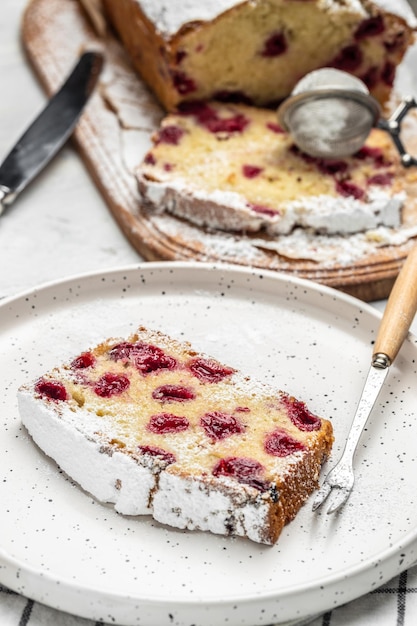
[0,50,103,215]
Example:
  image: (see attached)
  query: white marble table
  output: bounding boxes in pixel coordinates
[1,1,417,625]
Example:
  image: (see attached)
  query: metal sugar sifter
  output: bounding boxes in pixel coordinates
[278,67,417,164]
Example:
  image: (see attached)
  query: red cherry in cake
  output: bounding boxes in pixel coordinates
[190,102,224,129]
[172,70,197,95]
[242,164,263,179]
[248,203,278,217]
[290,145,349,174]
[354,16,385,40]
[175,50,187,64]
[331,44,363,71]
[71,352,96,369]
[144,153,157,165]
[178,100,215,119]
[108,341,136,362]
[109,341,177,373]
[318,160,348,175]
[156,125,185,146]
[200,411,245,440]
[179,101,250,134]
[280,394,322,431]
[147,413,190,434]
[264,429,306,457]
[356,145,382,160]
[335,179,365,200]
[355,145,391,167]
[35,378,68,401]
[266,122,285,134]
[94,373,130,397]
[204,113,250,134]
[261,32,288,57]
[138,445,176,465]
[381,61,395,86]
[212,456,269,491]
[188,358,234,383]
[367,172,393,186]
[133,343,177,374]
[213,90,253,105]
[152,384,196,403]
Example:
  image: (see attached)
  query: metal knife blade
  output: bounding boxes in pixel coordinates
[0,50,103,214]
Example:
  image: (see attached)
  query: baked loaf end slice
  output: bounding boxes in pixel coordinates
[102,0,414,111]
[18,326,333,545]
[137,101,408,237]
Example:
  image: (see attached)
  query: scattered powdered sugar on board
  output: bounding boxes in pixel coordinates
[149,214,269,265]
[99,40,164,132]
[251,224,417,264]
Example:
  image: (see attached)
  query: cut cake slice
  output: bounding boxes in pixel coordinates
[137,101,410,238]
[18,326,333,545]
[102,0,415,111]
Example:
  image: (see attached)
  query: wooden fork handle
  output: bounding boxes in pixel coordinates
[373,245,417,364]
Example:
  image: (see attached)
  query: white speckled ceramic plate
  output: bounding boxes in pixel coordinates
[1,262,417,626]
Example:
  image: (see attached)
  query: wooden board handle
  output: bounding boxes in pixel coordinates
[373,246,417,363]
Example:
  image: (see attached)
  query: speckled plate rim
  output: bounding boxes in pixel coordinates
[1,260,417,626]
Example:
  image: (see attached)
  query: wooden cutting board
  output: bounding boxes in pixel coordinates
[21,0,417,301]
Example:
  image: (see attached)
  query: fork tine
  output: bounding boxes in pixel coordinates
[325,487,351,514]
[312,482,331,511]
[312,483,352,514]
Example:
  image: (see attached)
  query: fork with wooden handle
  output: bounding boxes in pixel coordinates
[312,245,417,514]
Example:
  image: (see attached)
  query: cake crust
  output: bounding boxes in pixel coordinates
[18,326,333,545]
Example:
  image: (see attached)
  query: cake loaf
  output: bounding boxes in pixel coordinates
[18,326,333,545]
[102,0,414,111]
[137,101,409,237]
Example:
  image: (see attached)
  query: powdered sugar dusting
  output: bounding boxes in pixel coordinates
[139,172,405,236]
[282,188,404,234]
[137,0,368,37]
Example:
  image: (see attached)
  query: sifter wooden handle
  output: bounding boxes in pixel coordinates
[373,246,417,364]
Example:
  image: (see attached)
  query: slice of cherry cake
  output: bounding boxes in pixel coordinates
[18,326,333,545]
[103,0,414,111]
[137,101,410,237]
